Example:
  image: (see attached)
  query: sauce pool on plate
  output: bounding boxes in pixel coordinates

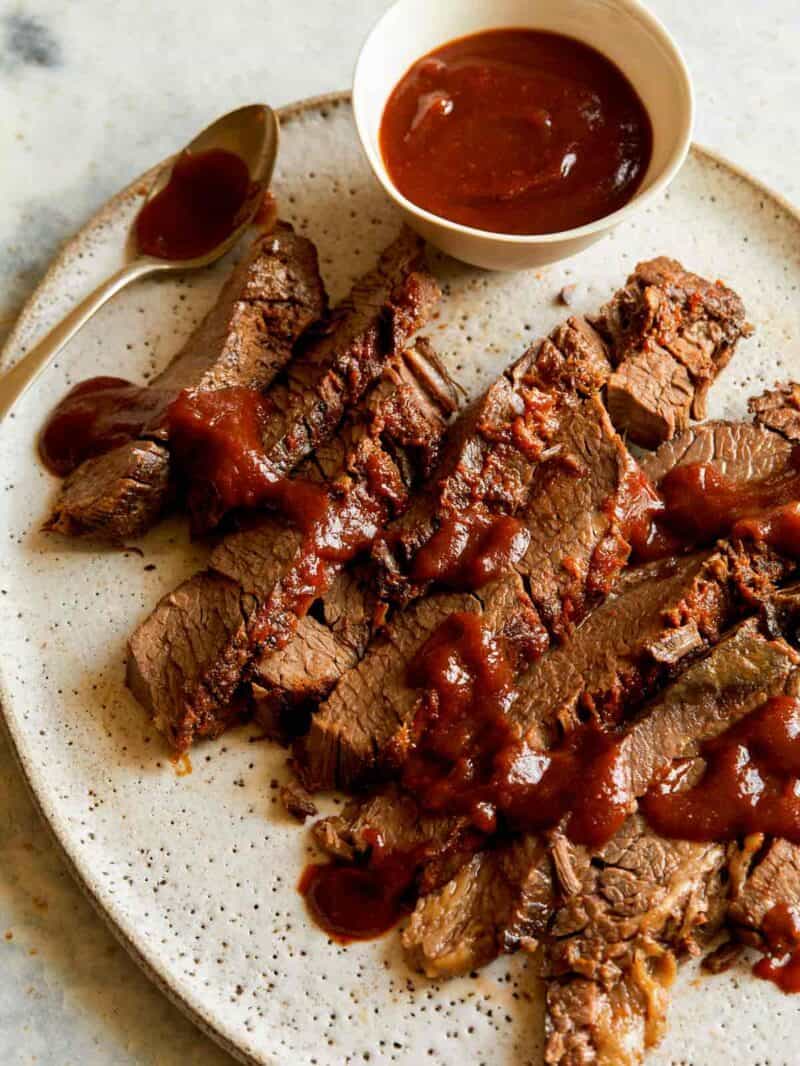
[380,28,653,235]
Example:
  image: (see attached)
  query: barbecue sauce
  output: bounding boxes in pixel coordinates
[380,29,652,235]
[410,511,530,590]
[753,902,800,994]
[167,386,291,515]
[642,696,800,843]
[38,376,168,475]
[135,148,255,261]
[299,835,422,943]
[632,448,800,561]
[401,612,631,845]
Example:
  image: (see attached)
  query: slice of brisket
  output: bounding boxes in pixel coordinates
[186,227,441,531]
[46,224,327,539]
[250,567,376,739]
[127,342,454,750]
[401,836,552,979]
[311,786,465,865]
[514,392,641,637]
[749,380,800,441]
[371,316,611,606]
[296,569,546,791]
[594,257,751,447]
[727,837,800,947]
[511,546,768,747]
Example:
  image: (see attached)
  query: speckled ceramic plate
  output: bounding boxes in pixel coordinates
[2,93,800,1066]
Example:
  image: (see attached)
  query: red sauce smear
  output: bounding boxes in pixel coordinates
[753,902,800,994]
[299,836,420,943]
[401,612,630,846]
[167,386,288,515]
[642,696,800,842]
[38,376,168,476]
[169,386,408,652]
[135,148,255,261]
[411,510,530,590]
[380,29,652,236]
[633,448,800,561]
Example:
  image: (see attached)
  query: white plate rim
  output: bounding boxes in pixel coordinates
[2,89,800,1066]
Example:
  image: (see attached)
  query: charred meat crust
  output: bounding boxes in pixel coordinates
[594,257,752,448]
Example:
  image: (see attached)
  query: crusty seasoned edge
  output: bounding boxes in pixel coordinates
[593,256,752,449]
[126,339,454,751]
[749,380,800,442]
[46,223,328,540]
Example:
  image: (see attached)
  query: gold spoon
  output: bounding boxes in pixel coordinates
[0,103,279,421]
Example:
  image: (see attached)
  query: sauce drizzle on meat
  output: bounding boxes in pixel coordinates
[642,696,800,842]
[401,612,631,845]
[634,448,800,560]
[381,29,652,236]
[410,511,530,590]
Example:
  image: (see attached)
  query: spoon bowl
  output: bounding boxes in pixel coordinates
[0,103,279,421]
[131,103,280,266]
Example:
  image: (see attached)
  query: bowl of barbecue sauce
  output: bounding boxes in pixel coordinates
[353,0,693,270]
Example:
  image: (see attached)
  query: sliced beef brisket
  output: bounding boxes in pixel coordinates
[127,342,454,750]
[250,567,376,739]
[47,224,326,539]
[185,227,441,531]
[641,418,795,486]
[544,816,727,1066]
[510,545,781,747]
[541,624,799,1064]
[372,316,611,606]
[594,257,750,447]
[749,380,800,441]
[399,621,798,982]
[297,569,546,791]
[514,391,642,636]
[727,837,800,946]
[300,390,649,790]
[401,836,552,978]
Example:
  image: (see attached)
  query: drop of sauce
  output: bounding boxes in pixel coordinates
[38,376,168,475]
[410,510,530,589]
[753,902,800,994]
[135,147,255,261]
[298,855,414,943]
[380,29,652,235]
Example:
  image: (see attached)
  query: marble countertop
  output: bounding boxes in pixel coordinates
[1,1,799,1062]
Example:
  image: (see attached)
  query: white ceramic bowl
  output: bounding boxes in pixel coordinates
[353,0,694,271]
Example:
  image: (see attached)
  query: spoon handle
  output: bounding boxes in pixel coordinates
[0,257,165,422]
